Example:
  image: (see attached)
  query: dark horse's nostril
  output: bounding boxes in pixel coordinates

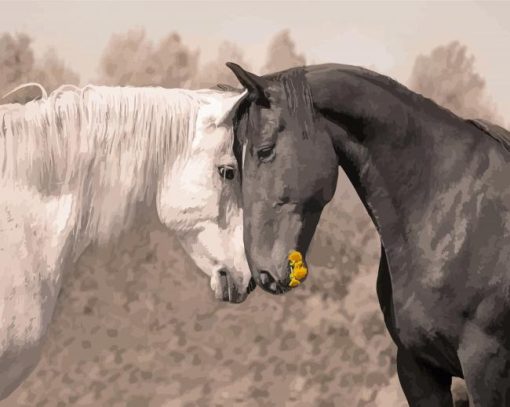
[257,271,291,295]
[259,270,283,294]
[259,271,273,286]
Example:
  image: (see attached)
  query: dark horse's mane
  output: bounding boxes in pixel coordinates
[339,64,510,152]
[236,63,462,133]
[292,64,510,152]
[233,64,510,162]
[311,63,467,119]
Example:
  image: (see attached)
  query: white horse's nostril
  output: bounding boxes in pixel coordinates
[247,277,256,293]
[211,268,253,304]
[218,270,230,302]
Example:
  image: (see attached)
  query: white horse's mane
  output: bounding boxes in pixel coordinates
[0,84,208,246]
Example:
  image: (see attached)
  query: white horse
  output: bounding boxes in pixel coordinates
[0,84,252,400]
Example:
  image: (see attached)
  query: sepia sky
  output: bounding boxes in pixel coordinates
[1,1,509,120]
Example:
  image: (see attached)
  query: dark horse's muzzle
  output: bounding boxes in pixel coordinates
[257,250,309,295]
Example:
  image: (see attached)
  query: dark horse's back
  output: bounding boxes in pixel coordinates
[312,64,510,404]
[458,117,510,333]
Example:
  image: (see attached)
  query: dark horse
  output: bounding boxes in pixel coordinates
[226,62,510,406]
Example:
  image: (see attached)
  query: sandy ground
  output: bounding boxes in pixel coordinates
[2,172,470,406]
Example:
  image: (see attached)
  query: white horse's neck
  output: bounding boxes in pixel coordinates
[72,87,205,249]
[0,85,250,400]
[0,86,209,253]
[0,183,75,399]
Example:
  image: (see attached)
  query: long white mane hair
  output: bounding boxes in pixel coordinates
[0,84,205,247]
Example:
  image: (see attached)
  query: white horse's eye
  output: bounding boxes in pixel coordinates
[205,117,216,128]
[218,165,235,180]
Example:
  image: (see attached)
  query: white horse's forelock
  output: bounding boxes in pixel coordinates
[0,85,204,249]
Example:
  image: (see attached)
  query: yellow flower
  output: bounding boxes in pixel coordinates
[292,266,308,281]
[289,278,301,287]
[288,250,308,287]
[288,250,303,264]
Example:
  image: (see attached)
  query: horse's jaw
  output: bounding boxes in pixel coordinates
[174,227,252,304]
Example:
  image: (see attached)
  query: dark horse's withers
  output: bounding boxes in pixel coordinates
[227,62,510,406]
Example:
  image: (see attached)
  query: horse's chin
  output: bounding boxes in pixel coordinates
[217,272,255,304]
[224,292,248,304]
[258,281,292,296]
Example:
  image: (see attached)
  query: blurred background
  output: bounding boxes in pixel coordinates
[1,1,508,406]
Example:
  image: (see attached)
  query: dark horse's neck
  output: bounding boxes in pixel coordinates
[306,64,491,280]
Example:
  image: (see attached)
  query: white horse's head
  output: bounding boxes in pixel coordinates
[156,89,254,303]
[0,84,254,304]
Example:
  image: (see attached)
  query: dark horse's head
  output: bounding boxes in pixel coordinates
[227,63,338,294]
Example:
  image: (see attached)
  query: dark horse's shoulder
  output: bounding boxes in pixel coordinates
[467,119,510,153]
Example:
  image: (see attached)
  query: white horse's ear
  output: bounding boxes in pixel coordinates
[215,90,248,127]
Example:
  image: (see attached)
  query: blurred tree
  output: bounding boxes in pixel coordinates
[97,28,156,86]
[97,28,198,88]
[196,41,251,88]
[409,41,500,122]
[0,33,79,104]
[153,33,199,88]
[0,33,34,88]
[262,29,305,74]
[33,49,80,92]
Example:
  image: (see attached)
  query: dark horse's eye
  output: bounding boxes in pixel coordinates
[218,165,235,180]
[257,145,275,162]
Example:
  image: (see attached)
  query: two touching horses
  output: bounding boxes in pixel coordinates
[2,61,509,406]
[227,62,510,406]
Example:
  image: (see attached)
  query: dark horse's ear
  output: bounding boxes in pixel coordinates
[226,62,270,107]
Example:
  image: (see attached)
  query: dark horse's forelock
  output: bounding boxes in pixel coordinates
[233,68,316,143]
[232,68,316,181]
[268,68,316,139]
